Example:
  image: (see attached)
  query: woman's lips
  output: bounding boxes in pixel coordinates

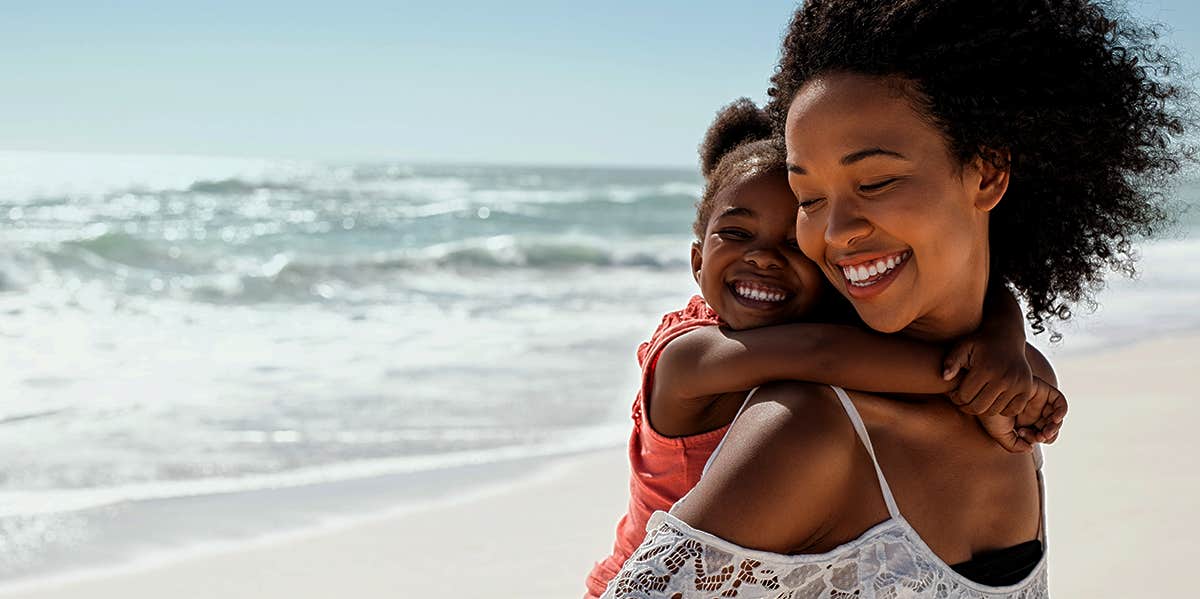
[834,250,911,300]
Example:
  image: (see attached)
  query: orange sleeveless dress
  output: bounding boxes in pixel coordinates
[584,296,730,598]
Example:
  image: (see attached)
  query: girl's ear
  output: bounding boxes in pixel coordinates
[971,151,1011,212]
[690,241,704,285]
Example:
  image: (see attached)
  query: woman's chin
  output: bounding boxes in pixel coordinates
[854,308,911,334]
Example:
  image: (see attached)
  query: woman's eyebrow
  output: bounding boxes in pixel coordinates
[841,147,908,165]
[787,148,909,175]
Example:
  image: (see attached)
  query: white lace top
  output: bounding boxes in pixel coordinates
[600,386,1049,599]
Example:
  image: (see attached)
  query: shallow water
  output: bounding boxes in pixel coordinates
[0,150,1195,583]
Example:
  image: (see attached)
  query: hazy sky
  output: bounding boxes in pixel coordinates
[3,1,1199,167]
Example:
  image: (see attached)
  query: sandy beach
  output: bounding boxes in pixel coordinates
[2,333,1196,599]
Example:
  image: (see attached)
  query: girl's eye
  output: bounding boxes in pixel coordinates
[717,228,751,240]
[860,178,898,193]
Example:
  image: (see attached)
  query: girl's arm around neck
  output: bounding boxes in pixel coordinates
[653,323,957,406]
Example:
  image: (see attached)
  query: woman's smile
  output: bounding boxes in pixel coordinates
[835,250,911,299]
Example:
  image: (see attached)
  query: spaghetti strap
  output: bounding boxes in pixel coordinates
[1033,446,1048,546]
[830,386,901,519]
[700,387,760,477]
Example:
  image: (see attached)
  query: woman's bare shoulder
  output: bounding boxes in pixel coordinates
[670,381,863,554]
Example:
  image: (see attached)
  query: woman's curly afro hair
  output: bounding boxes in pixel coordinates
[693,98,787,240]
[767,0,1194,336]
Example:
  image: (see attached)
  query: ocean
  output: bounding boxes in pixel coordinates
[0,150,1196,586]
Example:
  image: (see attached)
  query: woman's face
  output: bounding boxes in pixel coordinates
[784,73,1008,340]
[691,172,826,331]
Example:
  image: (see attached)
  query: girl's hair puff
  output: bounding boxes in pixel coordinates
[694,98,788,240]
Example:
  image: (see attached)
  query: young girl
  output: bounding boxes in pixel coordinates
[583,99,1065,598]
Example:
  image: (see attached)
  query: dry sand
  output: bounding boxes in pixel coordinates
[2,334,1196,598]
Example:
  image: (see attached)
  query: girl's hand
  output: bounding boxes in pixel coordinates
[978,377,1068,453]
[943,334,1035,417]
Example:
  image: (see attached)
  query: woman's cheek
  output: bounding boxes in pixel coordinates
[794,210,827,264]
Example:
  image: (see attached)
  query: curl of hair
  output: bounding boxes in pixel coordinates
[694,98,787,239]
[767,0,1195,336]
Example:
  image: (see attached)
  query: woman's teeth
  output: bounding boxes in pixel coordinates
[733,283,788,303]
[842,251,910,287]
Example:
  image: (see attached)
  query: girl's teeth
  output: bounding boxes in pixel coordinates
[735,285,786,303]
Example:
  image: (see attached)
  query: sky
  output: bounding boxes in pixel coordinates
[2,1,1199,168]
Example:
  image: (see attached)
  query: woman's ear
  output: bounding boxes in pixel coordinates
[971,151,1011,212]
[691,241,704,284]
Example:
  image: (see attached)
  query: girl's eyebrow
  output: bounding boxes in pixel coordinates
[787,147,909,175]
[716,206,754,218]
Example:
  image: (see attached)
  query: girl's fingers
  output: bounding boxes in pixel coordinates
[983,388,1012,416]
[1047,392,1069,423]
[943,342,973,382]
[999,389,1032,417]
[1036,419,1062,441]
[964,380,1005,415]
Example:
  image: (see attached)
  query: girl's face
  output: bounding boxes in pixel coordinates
[784,72,1008,341]
[691,172,826,330]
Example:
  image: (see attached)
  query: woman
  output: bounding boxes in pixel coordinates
[602,0,1188,596]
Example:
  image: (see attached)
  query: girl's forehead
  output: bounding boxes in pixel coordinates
[720,173,793,200]
[709,177,798,220]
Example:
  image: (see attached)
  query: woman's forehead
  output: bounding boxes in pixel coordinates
[784,75,941,167]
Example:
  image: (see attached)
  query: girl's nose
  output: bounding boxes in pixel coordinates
[744,247,785,270]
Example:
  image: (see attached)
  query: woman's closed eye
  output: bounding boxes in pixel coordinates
[859,178,900,193]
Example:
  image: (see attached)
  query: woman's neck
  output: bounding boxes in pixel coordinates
[902,268,990,343]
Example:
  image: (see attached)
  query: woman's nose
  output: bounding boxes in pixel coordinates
[824,196,872,248]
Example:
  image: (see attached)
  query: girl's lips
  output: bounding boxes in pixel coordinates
[726,280,792,311]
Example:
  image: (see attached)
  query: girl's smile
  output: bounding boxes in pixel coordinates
[692,173,826,330]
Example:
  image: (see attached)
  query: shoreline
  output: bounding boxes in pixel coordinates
[1,332,1196,598]
[0,450,630,599]
[0,446,626,597]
